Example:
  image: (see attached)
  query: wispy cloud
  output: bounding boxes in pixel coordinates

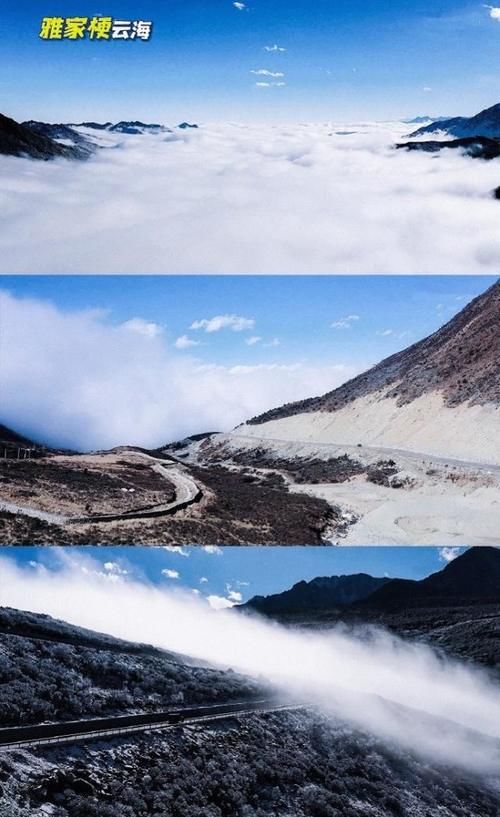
[376,328,393,337]
[331,315,360,330]
[264,43,286,52]
[251,69,285,78]
[161,568,180,580]
[191,314,255,333]
[255,81,286,87]
[245,335,262,346]
[439,547,462,563]
[175,334,200,350]
[203,545,223,555]
[233,2,247,10]
[122,318,163,339]
[162,546,190,557]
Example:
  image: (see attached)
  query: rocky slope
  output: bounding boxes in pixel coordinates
[0,113,91,160]
[235,281,500,463]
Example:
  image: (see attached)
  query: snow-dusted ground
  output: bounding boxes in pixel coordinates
[2,121,500,272]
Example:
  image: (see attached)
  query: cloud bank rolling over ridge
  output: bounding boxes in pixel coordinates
[2,122,500,273]
[1,554,500,783]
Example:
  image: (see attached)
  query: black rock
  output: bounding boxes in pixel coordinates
[396,135,500,160]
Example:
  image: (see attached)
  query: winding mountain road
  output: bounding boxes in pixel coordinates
[0,456,201,526]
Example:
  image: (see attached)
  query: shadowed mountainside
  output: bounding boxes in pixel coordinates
[248,280,500,425]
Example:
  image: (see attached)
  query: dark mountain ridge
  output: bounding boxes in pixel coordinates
[409,102,500,138]
[242,574,390,614]
[397,135,500,161]
[248,279,500,425]
[241,548,500,616]
[0,113,88,160]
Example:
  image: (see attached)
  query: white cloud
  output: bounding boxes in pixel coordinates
[331,314,360,330]
[199,576,209,583]
[264,338,280,347]
[255,81,286,87]
[103,561,129,576]
[4,122,500,273]
[439,547,462,563]
[203,545,223,555]
[122,318,163,338]
[377,328,393,336]
[423,86,433,93]
[233,1,247,9]
[175,334,200,350]
[251,69,285,78]
[486,5,500,20]
[161,568,180,579]
[227,590,243,602]
[207,594,235,609]
[264,44,286,52]
[0,291,359,450]
[191,314,255,333]
[161,546,190,557]
[245,335,262,346]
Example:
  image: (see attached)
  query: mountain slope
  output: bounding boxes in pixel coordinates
[409,102,500,138]
[237,281,500,463]
[0,113,89,160]
[241,574,390,615]
[364,547,500,609]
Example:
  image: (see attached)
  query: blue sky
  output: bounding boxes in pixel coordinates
[3,1,500,121]
[5,546,466,605]
[1,275,493,370]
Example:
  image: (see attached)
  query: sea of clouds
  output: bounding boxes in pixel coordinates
[2,121,500,272]
[1,552,500,784]
[0,290,358,450]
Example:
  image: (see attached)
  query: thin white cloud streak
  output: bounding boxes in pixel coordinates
[331,314,360,330]
[251,69,285,78]
[3,122,500,272]
[264,44,286,52]
[190,314,255,333]
[0,291,358,450]
[1,557,500,780]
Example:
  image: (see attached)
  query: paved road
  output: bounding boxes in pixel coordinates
[0,456,201,526]
[0,699,302,751]
[227,433,500,474]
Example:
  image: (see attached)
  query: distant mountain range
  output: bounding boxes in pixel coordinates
[409,102,500,139]
[0,113,199,160]
[241,574,391,614]
[241,548,500,615]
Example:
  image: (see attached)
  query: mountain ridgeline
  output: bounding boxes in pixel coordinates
[248,279,500,425]
[409,102,500,139]
[0,113,200,160]
[240,548,500,616]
